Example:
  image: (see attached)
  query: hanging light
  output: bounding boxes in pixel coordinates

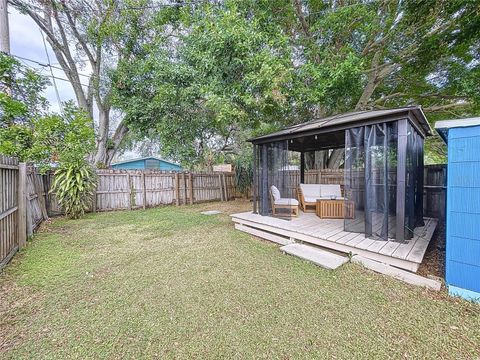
[315,135,318,140]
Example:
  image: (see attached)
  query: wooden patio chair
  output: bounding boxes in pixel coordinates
[270,186,299,217]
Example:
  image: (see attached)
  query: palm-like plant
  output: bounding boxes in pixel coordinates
[51,161,96,219]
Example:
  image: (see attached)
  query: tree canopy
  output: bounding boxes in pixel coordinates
[108,0,479,168]
[0,54,95,171]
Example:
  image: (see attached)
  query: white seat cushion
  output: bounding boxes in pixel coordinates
[300,184,321,198]
[320,184,342,198]
[275,198,299,206]
[304,196,320,203]
[270,185,281,201]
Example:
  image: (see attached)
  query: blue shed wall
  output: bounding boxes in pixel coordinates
[111,158,182,170]
[446,125,480,300]
[112,159,146,169]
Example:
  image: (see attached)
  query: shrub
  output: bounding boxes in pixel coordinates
[234,157,253,198]
[52,161,96,219]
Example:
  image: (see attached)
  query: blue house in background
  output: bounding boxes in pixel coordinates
[111,156,182,171]
[436,117,480,302]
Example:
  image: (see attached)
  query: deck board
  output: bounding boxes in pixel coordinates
[336,231,360,244]
[345,233,368,247]
[231,211,437,272]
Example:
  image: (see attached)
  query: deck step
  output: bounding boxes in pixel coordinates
[234,223,293,245]
[280,244,348,270]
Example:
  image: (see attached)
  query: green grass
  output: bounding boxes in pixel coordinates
[1,201,479,359]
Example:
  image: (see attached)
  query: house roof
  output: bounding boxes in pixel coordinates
[435,117,480,143]
[111,156,181,167]
[250,106,432,144]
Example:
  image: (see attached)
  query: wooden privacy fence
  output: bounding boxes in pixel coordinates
[93,170,239,211]
[423,164,447,221]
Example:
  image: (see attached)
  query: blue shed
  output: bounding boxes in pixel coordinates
[436,117,480,302]
[111,156,182,171]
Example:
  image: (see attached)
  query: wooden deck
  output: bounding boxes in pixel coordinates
[231,211,438,272]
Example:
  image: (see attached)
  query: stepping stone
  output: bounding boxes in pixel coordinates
[200,210,222,215]
[280,243,348,270]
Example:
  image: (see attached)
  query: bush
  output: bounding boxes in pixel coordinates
[52,161,96,219]
[234,157,253,198]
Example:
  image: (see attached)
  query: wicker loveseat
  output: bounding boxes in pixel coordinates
[297,184,344,213]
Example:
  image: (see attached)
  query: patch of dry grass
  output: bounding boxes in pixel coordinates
[1,200,479,359]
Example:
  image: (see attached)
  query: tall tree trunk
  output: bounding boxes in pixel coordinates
[94,107,110,167]
[106,120,129,165]
[327,149,344,169]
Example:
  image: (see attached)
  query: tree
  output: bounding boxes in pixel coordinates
[1,53,95,169]
[10,0,156,166]
[0,53,49,160]
[111,1,295,168]
[1,52,96,219]
[282,0,480,167]
[111,0,480,167]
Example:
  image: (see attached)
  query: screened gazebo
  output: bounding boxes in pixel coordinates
[232,106,438,272]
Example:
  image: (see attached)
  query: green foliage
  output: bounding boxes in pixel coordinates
[110,2,295,167]
[51,161,96,219]
[0,53,49,123]
[233,156,253,197]
[0,54,95,171]
[29,102,96,171]
[34,105,96,219]
[110,0,479,166]
[0,53,96,219]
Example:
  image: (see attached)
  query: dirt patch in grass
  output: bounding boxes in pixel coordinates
[1,200,479,359]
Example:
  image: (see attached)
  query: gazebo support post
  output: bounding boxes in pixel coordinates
[253,145,258,213]
[396,119,408,243]
[261,145,269,214]
[364,134,373,238]
[300,151,305,184]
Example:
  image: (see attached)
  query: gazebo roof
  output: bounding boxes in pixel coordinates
[250,106,431,144]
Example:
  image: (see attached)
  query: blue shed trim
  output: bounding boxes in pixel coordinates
[448,285,480,303]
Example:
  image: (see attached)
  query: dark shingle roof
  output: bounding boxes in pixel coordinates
[250,106,431,143]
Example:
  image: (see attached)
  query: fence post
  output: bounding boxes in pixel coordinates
[222,173,228,201]
[17,163,27,249]
[92,181,97,213]
[142,172,146,209]
[127,173,132,210]
[25,169,33,238]
[175,172,180,206]
[183,173,188,205]
[189,173,193,205]
[35,172,48,220]
[218,174,224,201]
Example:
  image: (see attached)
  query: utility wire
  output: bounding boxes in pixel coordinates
[14,57,90,88]
[39,25,63,111]
[7,51,91,88]
[10,53,94,79]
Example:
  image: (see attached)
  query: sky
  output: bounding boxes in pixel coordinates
[9,7,87,114]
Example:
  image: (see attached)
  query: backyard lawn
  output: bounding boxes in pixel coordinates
[1,200,479,359]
